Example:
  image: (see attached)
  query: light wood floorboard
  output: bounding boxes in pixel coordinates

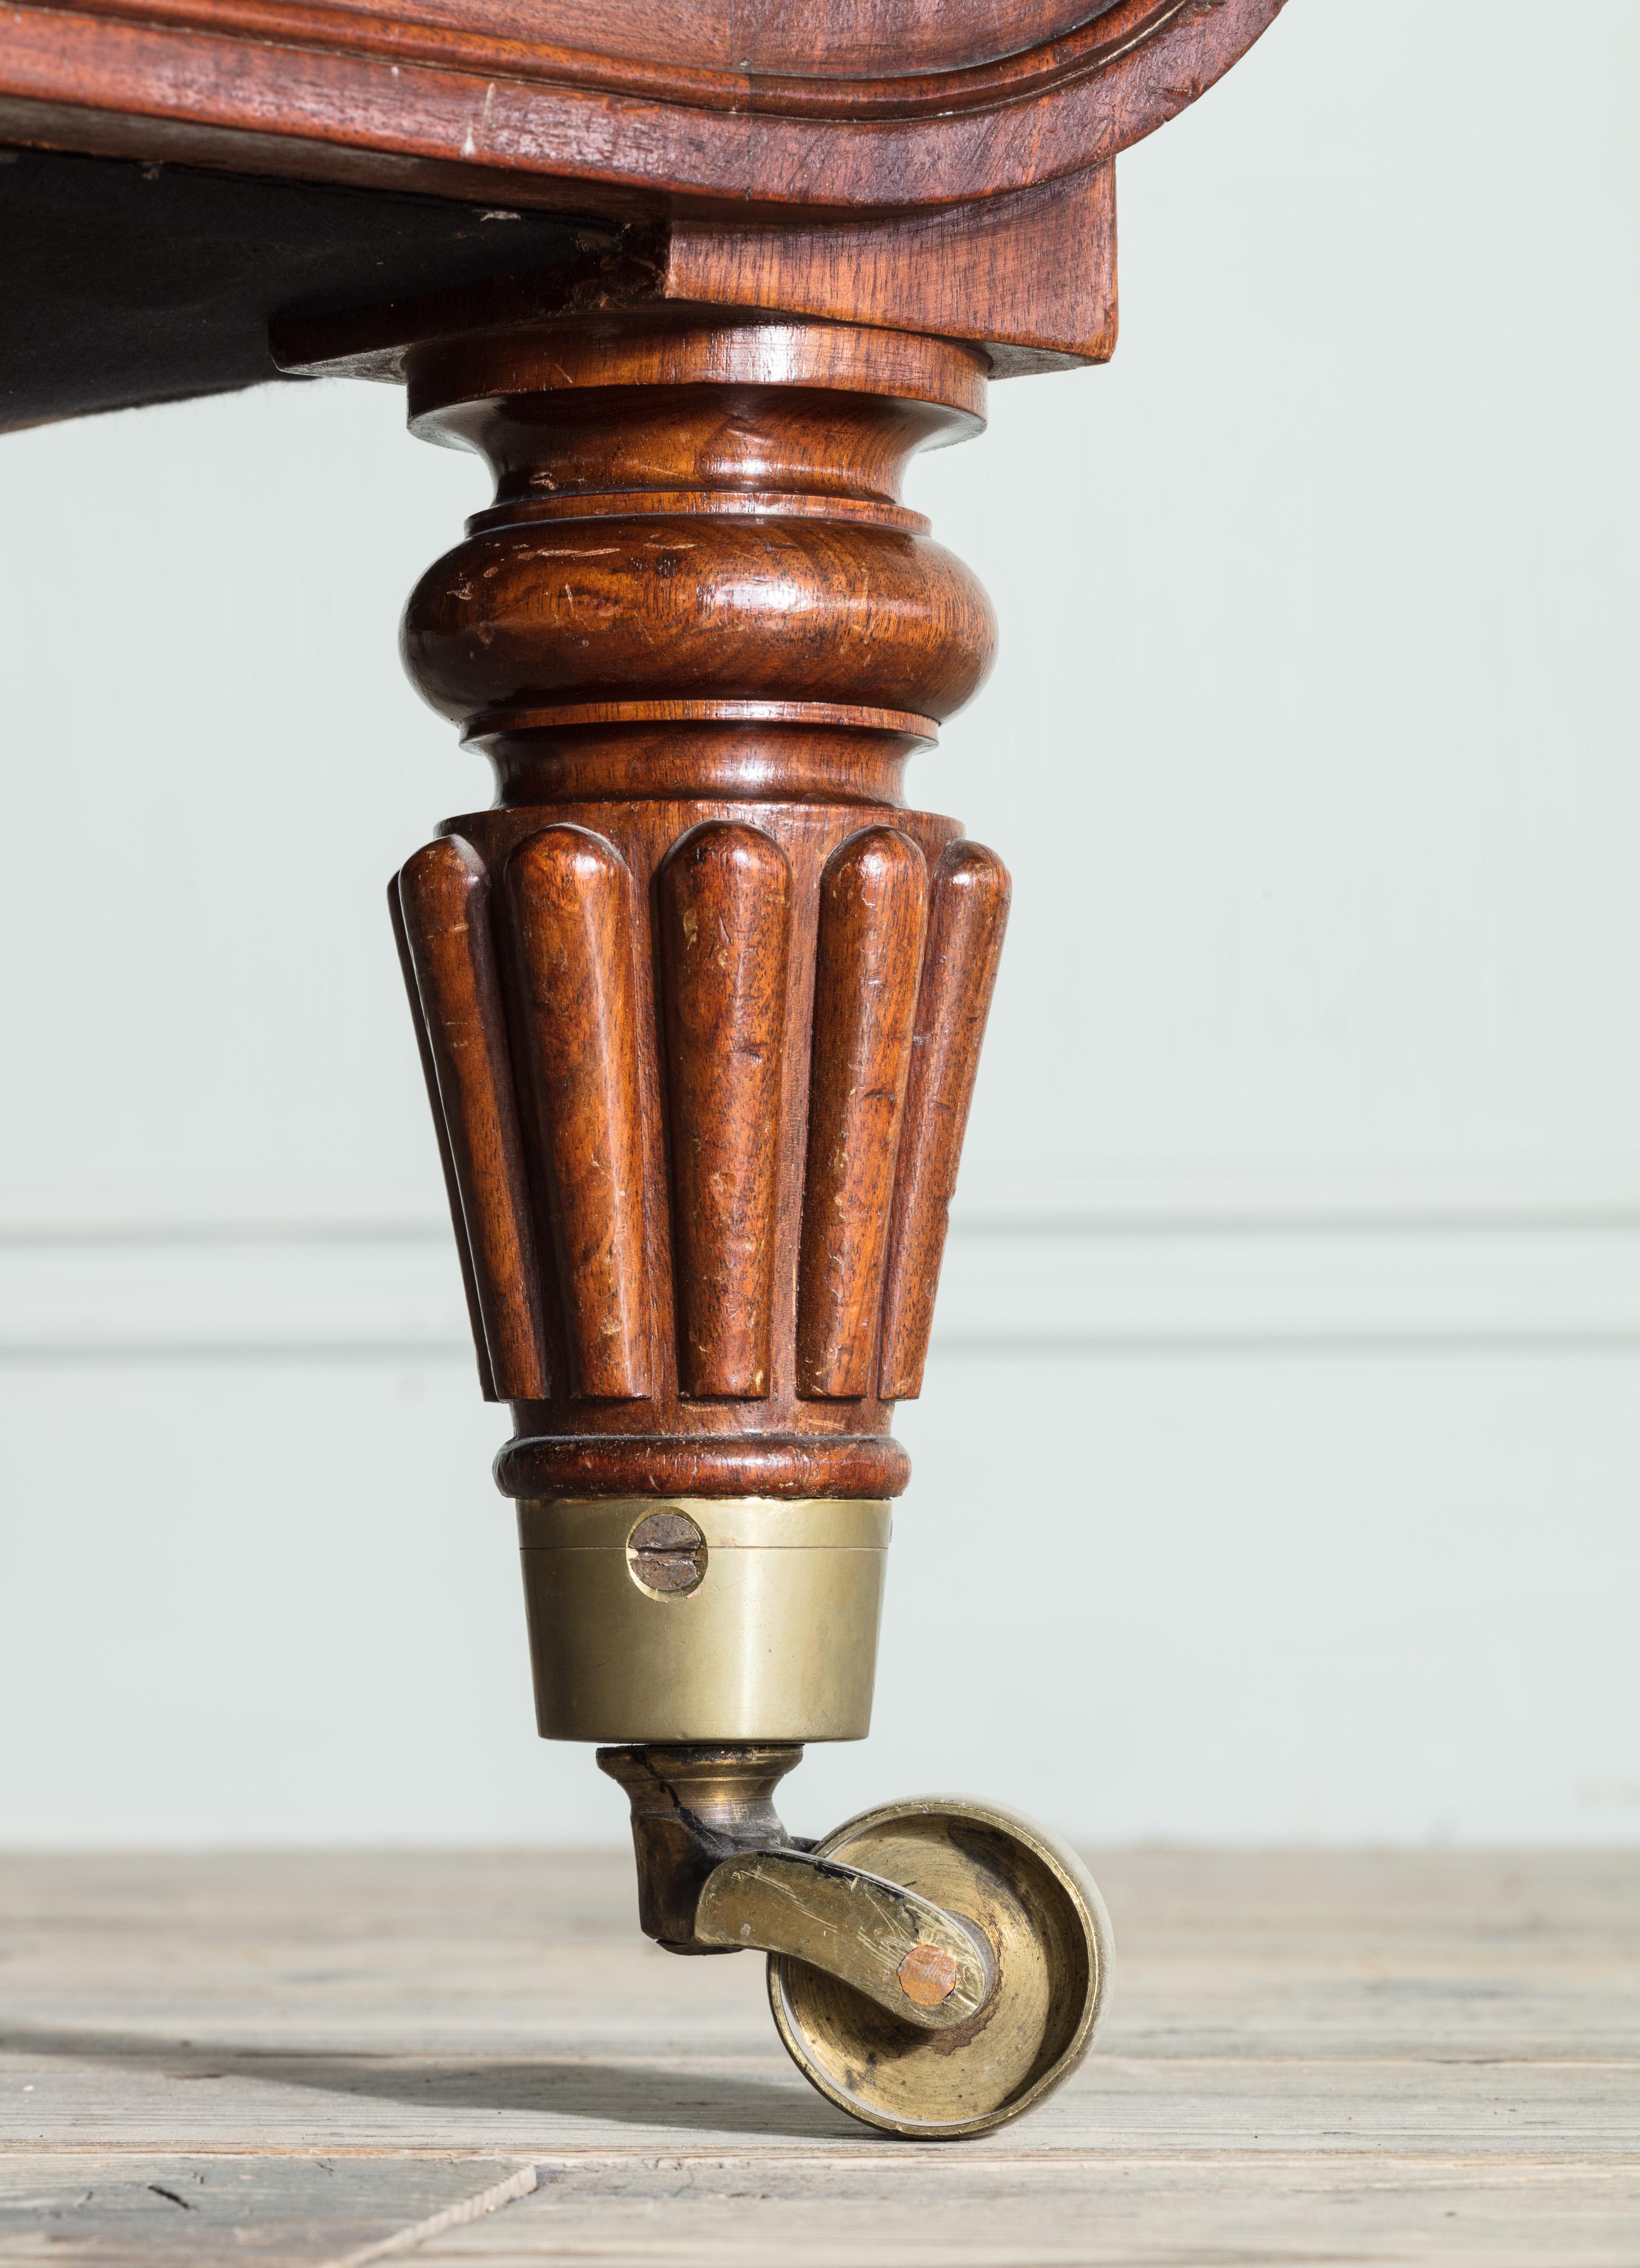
[0,1850,1634,2263]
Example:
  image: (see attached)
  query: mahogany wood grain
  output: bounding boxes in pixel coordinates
[662,168,1118,369]
[395,836,550,1401]
[796,827,928,1400]
[455,796,958,1499]
[877,840,1011,1402]
[286,300,987,420]
[32,0,1265,117]
[388,877,495,1401]
[495,1430,910,1503]
[377,316,995,811]
[505,826,651,1401]
[406,505,988,737]
[0,1,1286,222]
[275,170,1114,376]
[0,4,1292,1522]
[657,822,793,1401]
[376,317,1007,1496]
[227,0,1131,80]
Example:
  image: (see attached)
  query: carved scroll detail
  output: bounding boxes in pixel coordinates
[796,827,929,1399]
[505,825,652,1401]
[878,841,1011,1401]
[395,836,550,1402]
[658,822,793,1400]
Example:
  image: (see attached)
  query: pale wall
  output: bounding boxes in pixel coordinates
[2,0,1638,1846]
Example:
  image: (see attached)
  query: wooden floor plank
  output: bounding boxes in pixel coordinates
[413,2157,1640,2268]
[1,1850,1634,2262]
[0,2152,536,2267]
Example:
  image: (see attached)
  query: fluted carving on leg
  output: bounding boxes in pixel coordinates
[797,827,929,1399]
[658,822,792,1400]
[878,841,1011,1401]
[389,878,496,1400]
[381,315,1014,1497]
[395,836,550,1402]
[505,826,652,1401]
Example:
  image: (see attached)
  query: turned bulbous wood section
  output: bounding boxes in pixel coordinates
[392,314,1009,1501]
[400,316,996,810]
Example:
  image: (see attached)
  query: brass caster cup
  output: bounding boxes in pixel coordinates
[769,1796,1112,2139]
[519,1497,889,1743]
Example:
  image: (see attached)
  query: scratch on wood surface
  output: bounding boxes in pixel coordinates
[323,2161,539,2267]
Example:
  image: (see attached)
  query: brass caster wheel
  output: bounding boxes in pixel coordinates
[768,1795,1111,2140]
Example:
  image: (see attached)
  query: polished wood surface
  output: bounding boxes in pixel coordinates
[505,826,652,1402]
[145,0,1172,79]
[796,828,928,1400]
[412,797,972,1500]
[2,1847,1633,2262]
[388,874,498,1398]
[396,835,551,1402]
[393,325,994,747]
[662,167,1119,372]
[363,312,1006,1497]
[878,840,1011,1402]
[0,0,1291,1520]
[657,822,793,1402]
[265,167,1117,375]
[0,2,1285,221]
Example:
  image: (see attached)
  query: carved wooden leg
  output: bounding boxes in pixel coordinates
[285,305,1109,2136]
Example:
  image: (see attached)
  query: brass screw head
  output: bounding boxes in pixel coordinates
[897,1942,959,2008]
[626,1509,708,1597]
